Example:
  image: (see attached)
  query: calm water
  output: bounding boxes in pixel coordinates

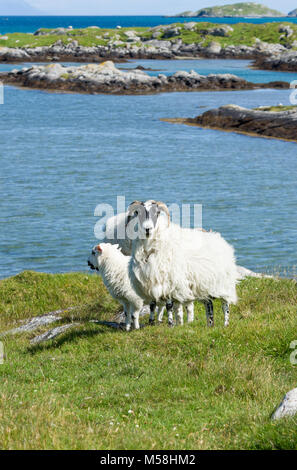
[0,59,296,279]
[1,16,297,34]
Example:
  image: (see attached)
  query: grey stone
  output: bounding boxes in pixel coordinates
[183,22,197,31]
[271,388,297,420]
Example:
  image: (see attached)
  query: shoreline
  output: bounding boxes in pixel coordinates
[0,61,289,95]
[162,104,297,142]
[1,22,297,71]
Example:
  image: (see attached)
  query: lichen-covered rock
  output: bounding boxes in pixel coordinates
[271,388,297,420]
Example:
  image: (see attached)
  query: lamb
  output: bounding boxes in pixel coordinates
[127,200,238,327]
[88,243,143,331]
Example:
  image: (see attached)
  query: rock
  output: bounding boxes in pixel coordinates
[183,22,197,31]
[163,27,181,38]
[30,323,80,345]
[271,388,297,420]
[152,31,162,39]
[279,25,293,38]
[178,104,296,142]
[254,51,297,71]
[205,41,222,55]
[210,25,233,37]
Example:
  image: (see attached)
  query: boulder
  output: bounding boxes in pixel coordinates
[279,25,293,38]
[163,27,181,38]
[210,25,233,37]
[272,388,297,420]
[205,41,222,55]
[183,22,197,31]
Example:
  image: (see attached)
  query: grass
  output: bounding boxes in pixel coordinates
[1,22,297,50]
[0,271,296,449]
[254,105,297,112]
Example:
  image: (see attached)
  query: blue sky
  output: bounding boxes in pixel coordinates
[6,1,297,15]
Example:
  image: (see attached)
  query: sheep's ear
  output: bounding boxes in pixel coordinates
[96,245,102,253]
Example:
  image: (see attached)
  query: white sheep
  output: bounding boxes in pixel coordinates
[88,243,143,331]
[127,200,238,327]
[102,209,195,325]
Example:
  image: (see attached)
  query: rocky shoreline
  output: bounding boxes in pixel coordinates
[163,105,297,142]
[0,61,289,95]
[253,51,297,71]
[0,37,296,70]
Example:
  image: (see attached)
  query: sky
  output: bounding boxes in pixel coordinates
[2,0,297,16]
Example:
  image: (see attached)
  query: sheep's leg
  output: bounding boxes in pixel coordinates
[204,300,214,327]
[157,305,166,323]
[132,308,140,330]
[222,301,230,327]
[166,300,174,327]
[125,305,132,332]
[149,301,156,325]
[174,303,184,326]
[185,302,194,323]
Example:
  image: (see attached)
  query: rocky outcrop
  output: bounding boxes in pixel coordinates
[1,61,287,95]
[163,104,297,142]
[254,51,297,71]
[0,35,293,65]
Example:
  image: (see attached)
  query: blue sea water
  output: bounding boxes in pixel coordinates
[1,15,297,34]
[0,58,296,279]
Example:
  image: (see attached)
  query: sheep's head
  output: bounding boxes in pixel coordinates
[127,200,170,239]
[87,244,102,271]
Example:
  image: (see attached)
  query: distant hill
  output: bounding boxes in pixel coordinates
[0,0,43,15]
[288,8,297,16]
[171,2,284,18]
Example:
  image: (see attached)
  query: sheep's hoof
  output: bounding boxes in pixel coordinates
[149,318,155,326]
[168,321,174,328]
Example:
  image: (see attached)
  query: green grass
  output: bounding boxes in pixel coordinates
[1,22,297,50]
[254,105,297,112]
[0,271,296,449]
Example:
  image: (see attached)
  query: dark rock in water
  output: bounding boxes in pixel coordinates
[163,104,297,142]
[254,51,297,71]
[0,61,289,96]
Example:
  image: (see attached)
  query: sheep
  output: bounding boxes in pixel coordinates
[88,243,143,331]
[102,209,195,325]
[127,200,238,327]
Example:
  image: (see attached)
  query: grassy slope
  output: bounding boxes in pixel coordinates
[1,22,297,50]
[0,271,296,449]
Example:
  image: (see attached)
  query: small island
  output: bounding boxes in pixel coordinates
[0,61,289,95]
[1,22,297,71]
[170,2,284,18]
[162,104,297,142]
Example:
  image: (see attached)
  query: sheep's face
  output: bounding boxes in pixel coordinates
[87,244,102,271]
[127,200,170,239]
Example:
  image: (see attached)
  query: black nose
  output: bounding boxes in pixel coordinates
[92,249,96,255]
[146,228,150,235]
[88,260,95,270]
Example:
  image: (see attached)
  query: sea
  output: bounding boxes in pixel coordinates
[0,17,296,279]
